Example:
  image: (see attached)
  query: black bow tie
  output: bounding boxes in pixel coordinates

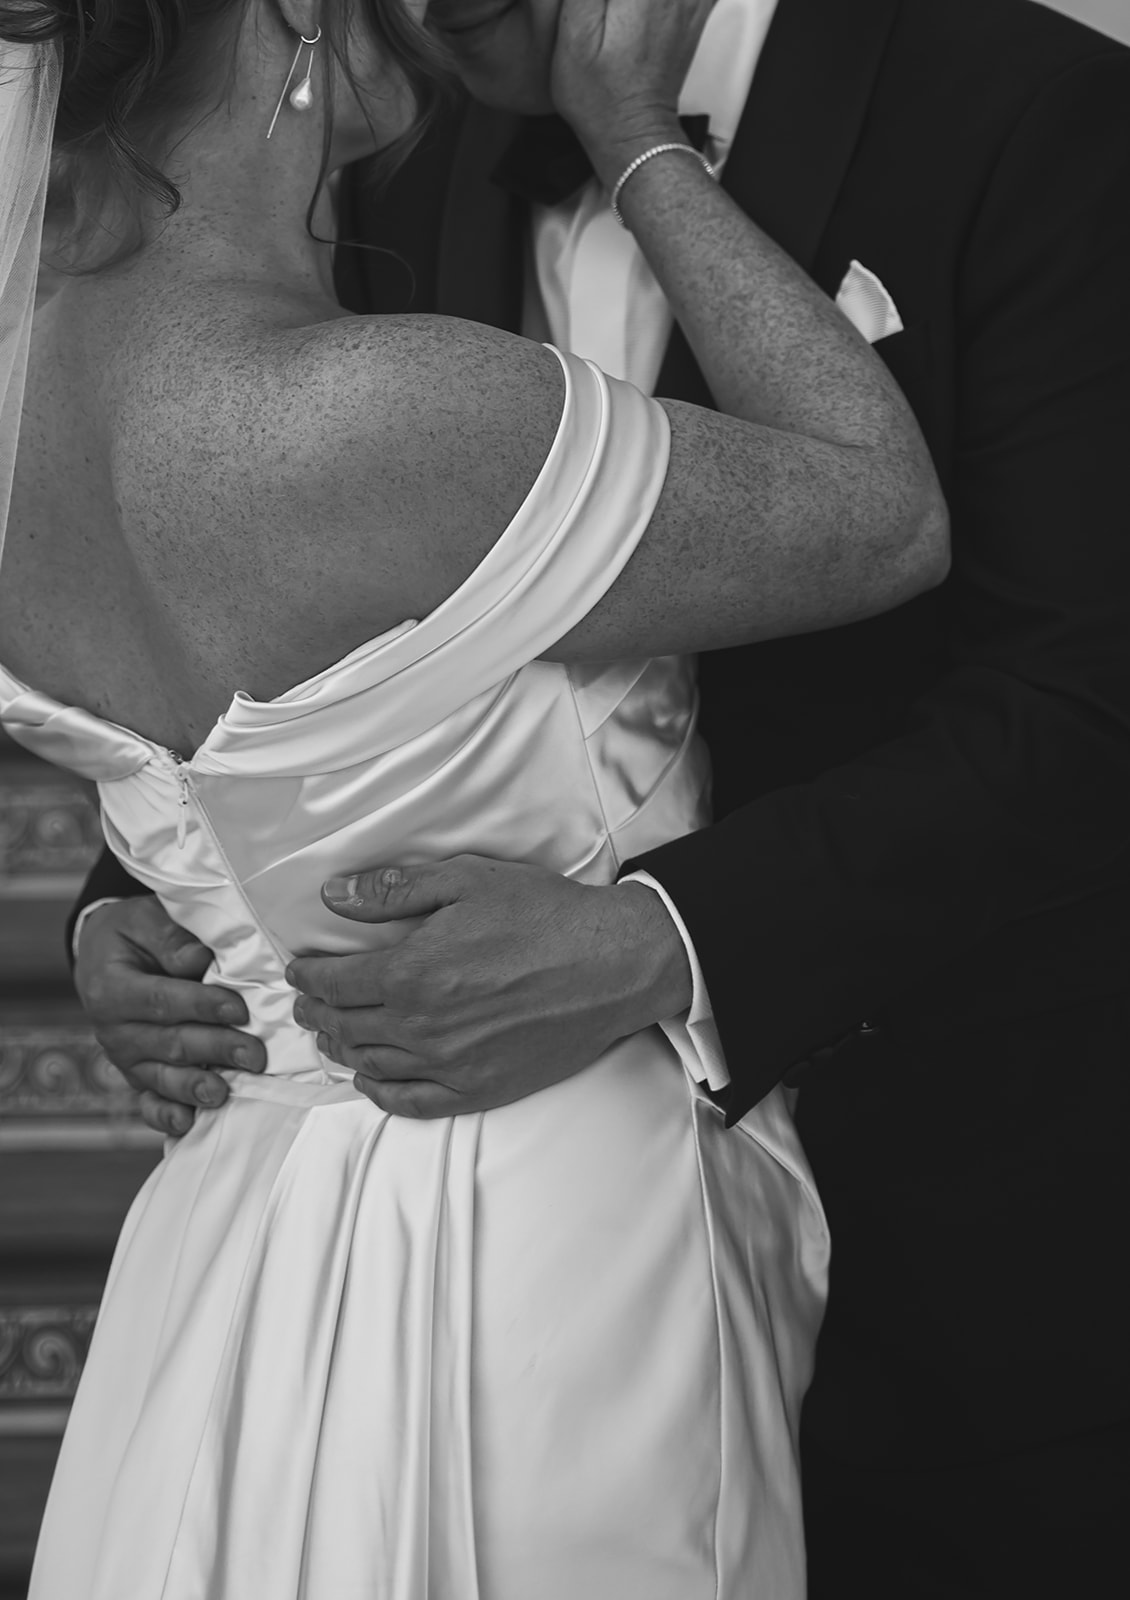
[491,113,712,209]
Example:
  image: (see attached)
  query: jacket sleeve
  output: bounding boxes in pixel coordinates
[631,51,1130,1122]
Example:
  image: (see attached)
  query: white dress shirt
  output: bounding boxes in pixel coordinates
[525,0,780,1091]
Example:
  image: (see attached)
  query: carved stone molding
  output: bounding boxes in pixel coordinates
[0,781,102,894]
[0,1025,136,1119]
[0,1308,97,1404]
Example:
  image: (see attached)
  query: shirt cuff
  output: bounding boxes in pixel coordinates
[71,897,124,965]
[620,869,731,1093]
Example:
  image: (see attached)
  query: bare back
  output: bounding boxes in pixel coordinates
[0,270,562,757]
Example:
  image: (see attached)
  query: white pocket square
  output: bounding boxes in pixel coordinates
[835,259,905,344]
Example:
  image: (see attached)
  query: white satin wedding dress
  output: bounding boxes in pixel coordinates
[2,349,828,1600]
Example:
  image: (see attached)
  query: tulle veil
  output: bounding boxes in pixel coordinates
[0,34,59,568]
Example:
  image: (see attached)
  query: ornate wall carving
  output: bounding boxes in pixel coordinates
[0,1025,136,1120]
[0,1309,97,1405]
[0,780,102,895]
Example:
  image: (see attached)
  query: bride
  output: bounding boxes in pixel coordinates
[0,0,946,1595]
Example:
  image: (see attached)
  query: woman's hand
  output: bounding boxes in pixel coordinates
[550,0,715,185]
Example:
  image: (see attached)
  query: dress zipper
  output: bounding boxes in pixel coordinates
[168,750,191,848]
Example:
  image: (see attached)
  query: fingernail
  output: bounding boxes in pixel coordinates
[219,1002,244,1025]
[196,1081,225,1106]
[324,875,359,904]
[233,1046,252,1069]
[316,1031,331,1057]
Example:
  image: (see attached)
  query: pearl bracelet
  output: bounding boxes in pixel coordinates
[609,142,717,228]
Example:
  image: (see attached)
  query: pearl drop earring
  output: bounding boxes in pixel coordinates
[288,27,321,112]
[266,25,322,140]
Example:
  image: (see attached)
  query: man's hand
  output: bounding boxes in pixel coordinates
[287,855,692,1118]
[74,896,266,1137]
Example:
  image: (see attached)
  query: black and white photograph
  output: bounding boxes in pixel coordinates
[0,0,1127,1595]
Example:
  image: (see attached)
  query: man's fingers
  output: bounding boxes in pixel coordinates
[99,1020,265,1074]
[293,996,406,1051]
[324,1039,424,1082]
[79,895,217,983]
[151,925,216,981]
[99,969,251,1031]
[132,973,249,1030]
[352,1075,459,1119]
[137,1090,196,1138]
[287,950,395,1009]
[321,859,470,924]
[124,1060,232,1109]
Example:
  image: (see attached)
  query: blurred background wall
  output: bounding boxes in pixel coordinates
[0,743,161,1595]
[0,0,1126,1594]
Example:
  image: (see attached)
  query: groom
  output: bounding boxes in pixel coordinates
[69,0,1130,1592]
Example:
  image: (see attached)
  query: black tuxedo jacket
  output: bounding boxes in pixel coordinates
[75,0,1130,1467]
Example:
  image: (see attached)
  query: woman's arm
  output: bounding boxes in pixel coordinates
[551,383,946,661]
[549,0,946,654]
[341,0,942,658]
[544,0,946,652]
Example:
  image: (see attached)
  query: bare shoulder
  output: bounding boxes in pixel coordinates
[113,303,566,626]
[263,315,567,610]
[283,313,565,455]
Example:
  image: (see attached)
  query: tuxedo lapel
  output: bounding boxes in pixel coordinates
[436,101,527,332]
[725,0,902,277]
[655,0,903,401]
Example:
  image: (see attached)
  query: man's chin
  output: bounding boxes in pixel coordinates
[437,12,556,115]
[454,69,555,115]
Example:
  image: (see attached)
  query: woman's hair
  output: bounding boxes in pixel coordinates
[0,0,452,268]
